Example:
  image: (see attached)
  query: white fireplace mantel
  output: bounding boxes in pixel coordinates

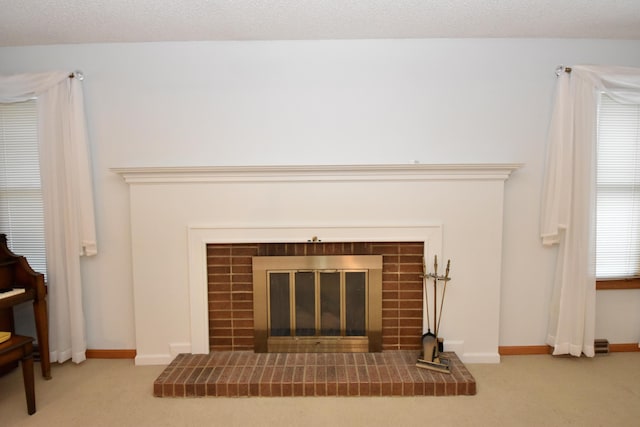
[114,163,520,365]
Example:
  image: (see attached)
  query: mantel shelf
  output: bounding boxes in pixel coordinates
[112,163,522,184]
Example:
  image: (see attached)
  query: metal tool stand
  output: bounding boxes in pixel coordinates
[416,255,452,374]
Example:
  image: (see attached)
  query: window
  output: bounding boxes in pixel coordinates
[0,99,47,277]
[596,94,640,287]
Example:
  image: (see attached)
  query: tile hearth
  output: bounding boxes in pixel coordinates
[154,351,476,397]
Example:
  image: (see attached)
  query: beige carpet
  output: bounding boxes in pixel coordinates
[1,352,639,426]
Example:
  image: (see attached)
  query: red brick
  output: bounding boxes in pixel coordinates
[209,266,231,275]
[207,246,231,256]
[383,263,399,273]
[231,282,253,292]
[382,299,399,309]
[231,256,253,266]
[231,273,253,283]
[211,337,232,346]
[210,301,231,311]
[397,309,423,318]
[231,310,253,319]
[211,310,231,319]
[232,337,254,347]
[399,300,423,309]
[231,292,253,301]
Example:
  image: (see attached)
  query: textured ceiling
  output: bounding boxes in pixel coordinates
[1,0,639,47]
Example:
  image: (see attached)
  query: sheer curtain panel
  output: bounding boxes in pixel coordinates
[0,72,97,364]
[541,65,640,356]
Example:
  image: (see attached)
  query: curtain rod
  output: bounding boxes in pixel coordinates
[555,66,572,76]
[68,71,84,80]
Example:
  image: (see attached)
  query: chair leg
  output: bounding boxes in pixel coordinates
[21,354,36,415]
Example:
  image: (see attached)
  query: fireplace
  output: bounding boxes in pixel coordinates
[207,241,426,354]
[252,255,382,353]
[114,164,518,365]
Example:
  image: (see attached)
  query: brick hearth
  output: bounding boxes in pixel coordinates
[153,350,476,397]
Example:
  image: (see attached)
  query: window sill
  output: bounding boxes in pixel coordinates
[596,278,640,290]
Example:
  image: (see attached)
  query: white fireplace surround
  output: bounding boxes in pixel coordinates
[114,164,519,365]
[188,224,442,354]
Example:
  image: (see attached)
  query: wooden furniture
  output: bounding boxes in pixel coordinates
[0,234,51,380]
[0,334,36,414]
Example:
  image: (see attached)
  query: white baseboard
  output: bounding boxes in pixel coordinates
[134,342,193,366]
[443,339,464,354]
[134,354,173,366]
[461,352,501,364]
[444,340,500,363]
[169,342,192,358]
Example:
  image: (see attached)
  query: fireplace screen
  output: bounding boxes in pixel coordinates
[253,255,382,353]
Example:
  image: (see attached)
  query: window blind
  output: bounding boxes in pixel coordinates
[596,94,640,279]
[0,99,47,278]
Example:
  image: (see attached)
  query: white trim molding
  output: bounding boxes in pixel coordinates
[112,163,521,184]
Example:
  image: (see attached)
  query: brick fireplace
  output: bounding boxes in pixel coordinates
[154,237,481,398]
[207,242,424,353]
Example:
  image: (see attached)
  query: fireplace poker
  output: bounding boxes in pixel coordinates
[435,259,451,337]
[432,255,438,349]
[422,257,434,336]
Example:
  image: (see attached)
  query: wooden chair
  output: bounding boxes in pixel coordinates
[0,334,36,415]
[0,233,51,380]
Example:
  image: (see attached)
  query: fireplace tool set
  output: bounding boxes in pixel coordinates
[416,255,452,374]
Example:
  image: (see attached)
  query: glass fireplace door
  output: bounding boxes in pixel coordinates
[267,270,368,342]
[253,255,382,353]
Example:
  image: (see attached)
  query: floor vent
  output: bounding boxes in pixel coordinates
[594,339,609,355]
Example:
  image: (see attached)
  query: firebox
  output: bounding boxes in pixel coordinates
[252,255,383,353]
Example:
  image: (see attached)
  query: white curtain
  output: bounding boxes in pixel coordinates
[0,71,97,363]
[541,65,640,356]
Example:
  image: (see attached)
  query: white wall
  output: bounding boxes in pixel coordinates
[1,38,640,352]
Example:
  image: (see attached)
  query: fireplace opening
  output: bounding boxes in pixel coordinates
[207,242,425,354]
[253,255,382,353]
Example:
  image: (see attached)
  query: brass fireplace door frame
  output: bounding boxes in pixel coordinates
[252,255,383,353]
